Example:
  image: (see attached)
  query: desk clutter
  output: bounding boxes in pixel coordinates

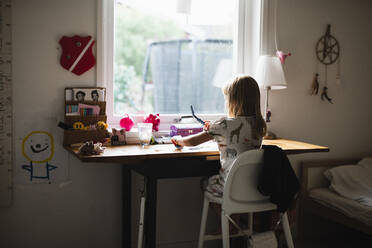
[62,87,109,145]
[78,141,105,155]
[61,88,207,150]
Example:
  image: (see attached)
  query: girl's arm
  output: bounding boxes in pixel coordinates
[171,131,213,147]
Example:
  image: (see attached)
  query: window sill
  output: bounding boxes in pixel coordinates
[108,113,225,130]
[108,113,225,144]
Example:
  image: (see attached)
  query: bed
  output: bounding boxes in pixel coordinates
[298,158,372,239]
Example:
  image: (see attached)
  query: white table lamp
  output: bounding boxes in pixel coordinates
[255,55,287,124]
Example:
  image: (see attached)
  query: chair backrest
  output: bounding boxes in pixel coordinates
[222,149,269,204]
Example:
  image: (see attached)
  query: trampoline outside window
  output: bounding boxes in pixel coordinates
[114,0,235,115]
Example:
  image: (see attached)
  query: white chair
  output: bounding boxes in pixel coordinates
[198,149,294,248]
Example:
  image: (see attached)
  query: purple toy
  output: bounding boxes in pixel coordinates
[170,123,203,137]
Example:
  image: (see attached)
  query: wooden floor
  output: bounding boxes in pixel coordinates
[202,213,372,248]
[297,213,372,248]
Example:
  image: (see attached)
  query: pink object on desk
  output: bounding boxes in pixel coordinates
[120,114,134,131]
[144,113,160,131]
[78,103,100,115]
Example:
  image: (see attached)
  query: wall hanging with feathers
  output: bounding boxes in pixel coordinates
[311,24,341,104]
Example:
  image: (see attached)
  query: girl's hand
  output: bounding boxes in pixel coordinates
[203,121,211,131]
[171,136,184,149]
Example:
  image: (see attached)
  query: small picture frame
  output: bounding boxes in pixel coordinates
[65,87,106,102]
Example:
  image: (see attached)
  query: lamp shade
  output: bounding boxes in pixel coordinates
[176,0,191,14]
[255,55,287,90]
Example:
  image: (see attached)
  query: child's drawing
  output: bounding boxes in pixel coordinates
[21,131,57,181]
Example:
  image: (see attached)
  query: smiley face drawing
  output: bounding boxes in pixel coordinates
[21,131,57,181]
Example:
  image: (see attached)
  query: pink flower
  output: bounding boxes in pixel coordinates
[144,113,160,131]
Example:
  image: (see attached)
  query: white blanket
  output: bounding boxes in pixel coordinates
[310,188,372,226]
[324,158,372,207]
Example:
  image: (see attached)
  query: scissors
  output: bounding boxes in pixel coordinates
[190,105,205,125]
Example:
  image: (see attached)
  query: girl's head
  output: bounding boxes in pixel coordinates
[223,75,266,138]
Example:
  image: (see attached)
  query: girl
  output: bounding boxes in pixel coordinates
[171,75,266,197]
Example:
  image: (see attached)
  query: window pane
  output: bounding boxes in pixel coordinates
[114,0,234,115]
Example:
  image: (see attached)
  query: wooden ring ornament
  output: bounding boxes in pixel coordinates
[315,24,340,65]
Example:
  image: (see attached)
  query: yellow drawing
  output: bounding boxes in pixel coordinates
[21,131,57,181]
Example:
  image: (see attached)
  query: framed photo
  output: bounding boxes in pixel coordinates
[65,87,106,102]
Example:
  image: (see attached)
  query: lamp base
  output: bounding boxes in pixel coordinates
[264,130,277,140]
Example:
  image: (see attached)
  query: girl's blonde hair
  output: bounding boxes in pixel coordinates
[223,76,267,139]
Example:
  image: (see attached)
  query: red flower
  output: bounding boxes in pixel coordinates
[144,113,160,131]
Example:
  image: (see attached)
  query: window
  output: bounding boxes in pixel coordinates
[98,0,261,128]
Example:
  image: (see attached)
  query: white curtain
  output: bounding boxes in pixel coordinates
[260,0,278,56]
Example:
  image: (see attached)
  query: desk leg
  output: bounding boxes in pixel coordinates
[122,167,131,248]
[144,176,157,248]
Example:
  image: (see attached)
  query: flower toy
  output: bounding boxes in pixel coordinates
[120,114,134,131]
[144,113,160,131]
[96,121,108,131]
[276,50,291,64]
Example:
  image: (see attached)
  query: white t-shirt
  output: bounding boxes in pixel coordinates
[204,116,262,196]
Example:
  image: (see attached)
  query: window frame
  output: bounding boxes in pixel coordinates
[96,0,261,132]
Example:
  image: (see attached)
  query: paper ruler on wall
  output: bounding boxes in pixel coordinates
[0,0,12,207]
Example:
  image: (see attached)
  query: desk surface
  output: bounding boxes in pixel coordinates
[65,138,329,164]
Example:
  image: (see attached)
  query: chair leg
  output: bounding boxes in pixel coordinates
[221,211,230,248]
[282,212,294,248]
[137,196,146,248]
[248,212,253,236]
[198,197,210,248]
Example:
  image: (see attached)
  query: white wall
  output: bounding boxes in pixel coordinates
[1,0,371,248]
[271,0,372,164]
[1,1,121,248]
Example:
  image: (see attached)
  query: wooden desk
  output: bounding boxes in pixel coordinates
[67,139,329,162]
[65,139,329,248]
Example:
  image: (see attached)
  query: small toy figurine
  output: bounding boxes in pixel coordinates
[120,114,134,131]
[276,50,291,64]
[144,113,160,131]
[111,128,126,145]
